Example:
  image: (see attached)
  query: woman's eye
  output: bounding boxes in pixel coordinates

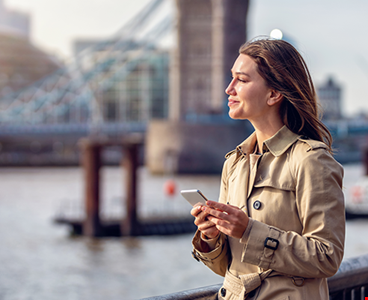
[230,76,247,83]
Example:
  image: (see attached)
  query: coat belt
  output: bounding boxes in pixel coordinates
[223,269,272,299]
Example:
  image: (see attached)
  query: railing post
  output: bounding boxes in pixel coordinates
[81,139,103,237]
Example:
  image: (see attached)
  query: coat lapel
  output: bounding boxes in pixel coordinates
[231,157,250,215]
[247,154,262,199]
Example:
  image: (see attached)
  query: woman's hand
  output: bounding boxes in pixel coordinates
[191,205,220,239]
[201,201,249,239]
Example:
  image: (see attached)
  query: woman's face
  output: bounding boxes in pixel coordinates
[225,54,272,122]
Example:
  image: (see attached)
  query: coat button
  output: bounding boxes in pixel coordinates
[253,200,261,210]
[220,287,226,297]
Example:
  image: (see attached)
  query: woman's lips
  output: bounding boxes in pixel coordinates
[228,99,239,106]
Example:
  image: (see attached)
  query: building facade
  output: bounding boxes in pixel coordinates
[0,34,60,100]
[317,76,342,120]
[0,0,59,102]
[0,0,30,38]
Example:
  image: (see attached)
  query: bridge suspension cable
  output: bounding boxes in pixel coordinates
[0,0,172,128]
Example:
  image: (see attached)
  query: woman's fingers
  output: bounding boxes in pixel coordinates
[201,205,232,222]
[191,204,220,239]
[196,216,220,239]
[190,205,206,217]
[206,201,239,214]
[196,218,215,229]
[203,201,249,239]
[187,199,223,240]
[200,226,220,239]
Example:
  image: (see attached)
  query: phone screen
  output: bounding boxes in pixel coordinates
[180,189,208,206]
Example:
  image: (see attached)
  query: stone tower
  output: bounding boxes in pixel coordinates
[170,0,250,120]
[146,0,251,174]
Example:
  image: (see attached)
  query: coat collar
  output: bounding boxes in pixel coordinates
[235,125,300,158]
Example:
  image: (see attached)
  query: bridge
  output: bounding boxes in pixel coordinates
[0,0,367,168]
[0,0,171,138]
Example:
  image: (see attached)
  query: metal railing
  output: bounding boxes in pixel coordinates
[329,254,368,300]
[143,254,368,300]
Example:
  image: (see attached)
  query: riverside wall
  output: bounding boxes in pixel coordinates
[145,120,252,174]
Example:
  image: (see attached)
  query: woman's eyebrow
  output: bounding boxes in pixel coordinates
[232,71,250,77]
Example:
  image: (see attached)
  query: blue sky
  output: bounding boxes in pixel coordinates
[249,0,368,117]
[5,0,368,116]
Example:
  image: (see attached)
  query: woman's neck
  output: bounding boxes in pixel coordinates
[252,119,284,154]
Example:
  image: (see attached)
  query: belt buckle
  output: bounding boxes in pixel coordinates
[292,277,305,287]
[264,237,279,250]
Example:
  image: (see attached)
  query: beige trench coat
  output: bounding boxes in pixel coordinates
[192,126,345,300]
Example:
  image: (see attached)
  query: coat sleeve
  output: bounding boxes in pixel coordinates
[240,147,345,278]
[191,157,233,277]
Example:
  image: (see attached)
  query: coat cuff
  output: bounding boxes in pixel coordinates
[200,233,219,251]
[240,218,254,244]
[240,220,282,270]
[192,230,226,264]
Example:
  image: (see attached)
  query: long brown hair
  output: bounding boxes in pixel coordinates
[239,38,333,152]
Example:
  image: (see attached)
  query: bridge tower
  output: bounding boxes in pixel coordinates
[146,0,251,174]
[170,0,249,120]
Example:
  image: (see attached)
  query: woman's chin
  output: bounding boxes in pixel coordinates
[228,110,245,120]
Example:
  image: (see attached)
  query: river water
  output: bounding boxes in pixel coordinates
[1,164,368,300]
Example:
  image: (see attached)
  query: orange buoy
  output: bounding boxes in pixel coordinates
[351,185,363,203]
[164,179,176,196]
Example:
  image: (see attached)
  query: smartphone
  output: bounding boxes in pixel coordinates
[180,189,208,207]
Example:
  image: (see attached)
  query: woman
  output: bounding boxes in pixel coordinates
[191,38,345,300]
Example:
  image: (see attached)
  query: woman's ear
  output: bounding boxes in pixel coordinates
[267,90,283,106]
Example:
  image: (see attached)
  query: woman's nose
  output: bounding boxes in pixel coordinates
[225,79,236,95]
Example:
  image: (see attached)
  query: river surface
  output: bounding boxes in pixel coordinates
[0,164,368,300]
